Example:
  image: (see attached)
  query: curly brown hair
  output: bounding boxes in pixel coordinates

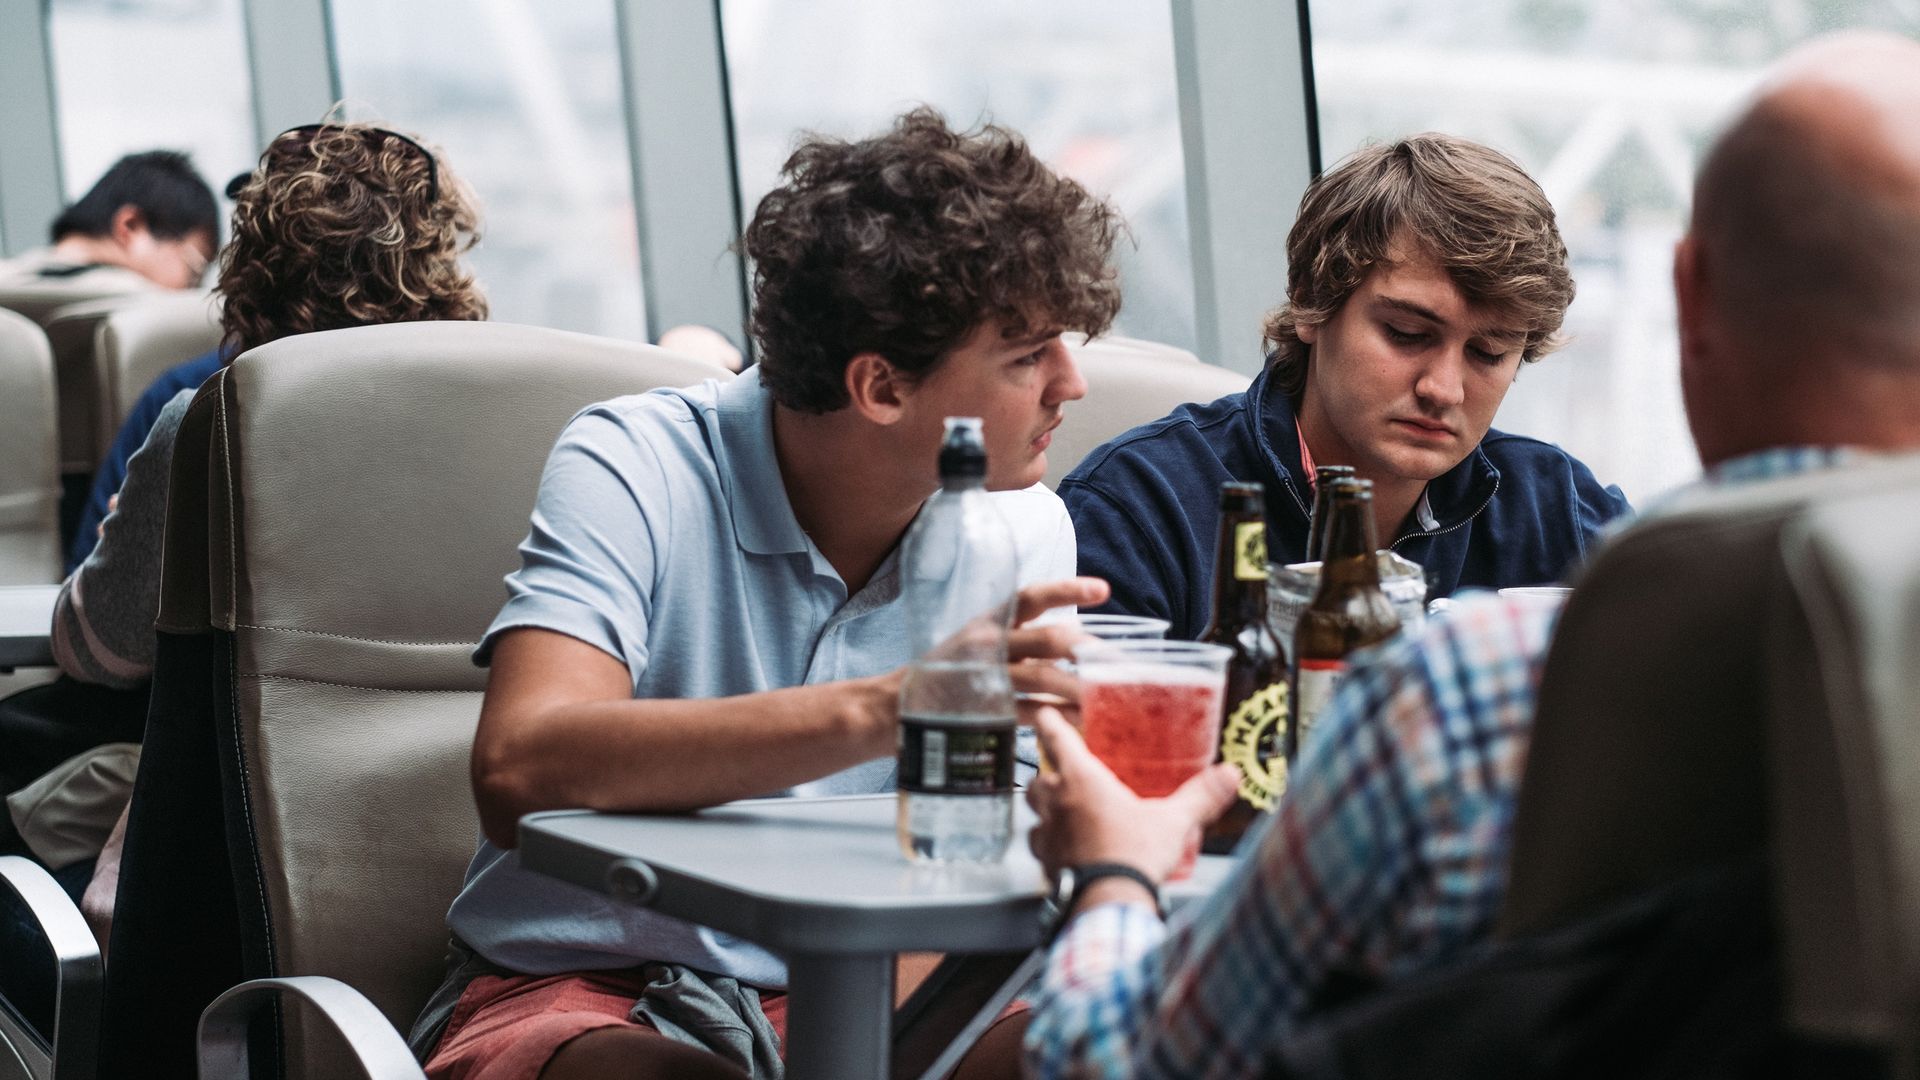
[742,107,1123,414]
[217,121,487,356]
[1263,134,1574,398]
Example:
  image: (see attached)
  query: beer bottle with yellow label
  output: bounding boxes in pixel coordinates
[1199,482,1288,854]
[1288,477,1401,763]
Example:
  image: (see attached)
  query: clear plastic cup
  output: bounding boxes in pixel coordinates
[1022,613,1170,772]
[1071,613,1171,640]
[1498,586,1573,609]
[1072,639,1232,879]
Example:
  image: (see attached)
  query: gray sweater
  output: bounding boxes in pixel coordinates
[51,389,193,688]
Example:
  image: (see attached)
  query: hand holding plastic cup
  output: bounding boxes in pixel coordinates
[1071,639,1231,879]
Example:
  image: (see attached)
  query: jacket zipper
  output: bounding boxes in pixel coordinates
[1389,476,1501,551]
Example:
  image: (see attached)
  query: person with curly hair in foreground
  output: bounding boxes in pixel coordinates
[44,119,486,945]
[407,107,1117,1080]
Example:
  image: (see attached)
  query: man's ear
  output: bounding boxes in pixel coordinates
[108,205,148,247]
[843,352,907,425]
[1673,232,1709,363]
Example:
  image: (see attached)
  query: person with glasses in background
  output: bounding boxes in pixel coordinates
[64,126,448,572]
[0,150,219,294]
[0,119,487,954]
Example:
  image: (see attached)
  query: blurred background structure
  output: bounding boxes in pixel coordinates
[9,0,1919,500]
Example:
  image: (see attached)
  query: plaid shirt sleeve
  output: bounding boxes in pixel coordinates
[1025,594,1559,1080]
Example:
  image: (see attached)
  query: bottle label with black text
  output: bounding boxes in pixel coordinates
[899,715,1015,795]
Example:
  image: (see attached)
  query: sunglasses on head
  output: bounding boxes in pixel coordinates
[226,123,439,202]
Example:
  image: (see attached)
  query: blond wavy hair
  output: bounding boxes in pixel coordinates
[218,121,487,356]
[1263,134,1573,397]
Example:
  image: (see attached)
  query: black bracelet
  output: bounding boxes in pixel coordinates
[1059,857,1159,914]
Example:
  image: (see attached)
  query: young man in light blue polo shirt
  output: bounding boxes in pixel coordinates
[411,108,1126,1080]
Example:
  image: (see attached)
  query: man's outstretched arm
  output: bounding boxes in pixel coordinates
[472,577,1106,849]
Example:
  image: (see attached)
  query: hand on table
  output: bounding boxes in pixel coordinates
[1025,706,1239,890]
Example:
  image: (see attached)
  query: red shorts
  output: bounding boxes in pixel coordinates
[421,969,788,1080]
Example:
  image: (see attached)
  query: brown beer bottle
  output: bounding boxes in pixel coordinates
[1288,478,1401,763]
[1199,482,1289,854]
[1303,465,1354,563]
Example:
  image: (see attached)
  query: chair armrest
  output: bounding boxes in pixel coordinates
[196,976,424,1080]
[0,855,100,1080]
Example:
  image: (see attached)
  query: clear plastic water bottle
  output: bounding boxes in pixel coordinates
[896,417,1018,863]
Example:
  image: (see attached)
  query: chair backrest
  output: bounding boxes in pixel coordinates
[1766,481,1920,1073]
[91,293,222,455]
[42,295,192,475]
[1048,334,1249,487]
[205,322,732,1076]
[0,309,61,585]
[1502,454,1920,935]
[0,273,155,329]
[1501,453,1920,1068]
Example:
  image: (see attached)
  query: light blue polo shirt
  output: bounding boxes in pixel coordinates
[447,373,1076,985]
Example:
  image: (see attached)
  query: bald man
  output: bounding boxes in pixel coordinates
[1019,30,1920,1079]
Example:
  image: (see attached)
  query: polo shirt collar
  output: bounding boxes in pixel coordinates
[1247,364,1500,542]
[714,374,811,556]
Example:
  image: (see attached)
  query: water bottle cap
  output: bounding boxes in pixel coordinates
[939,417,988,480]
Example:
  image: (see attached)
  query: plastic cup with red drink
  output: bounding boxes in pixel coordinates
[1071,639,1231,879]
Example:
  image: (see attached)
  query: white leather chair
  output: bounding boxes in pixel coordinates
[0,276,156,332]
[0,309,62,586]
[42,294,213,477]
[90,293,222,455]
[161,323,730,1079]
[1049,334,1250,487]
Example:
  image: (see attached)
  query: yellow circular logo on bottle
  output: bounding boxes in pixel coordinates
[1233,521,1267,581]
[1221,681,1288,809]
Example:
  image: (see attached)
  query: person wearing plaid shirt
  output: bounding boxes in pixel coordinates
[1024,453,1829,1080]
[1023,28,1920,1080]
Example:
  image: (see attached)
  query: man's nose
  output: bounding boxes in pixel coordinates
[1414,351,1467,410]
[1045,341,1087,405]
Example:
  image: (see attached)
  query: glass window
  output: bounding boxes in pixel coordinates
[332,0,646,340]
[1308,2,1920,501]
[49,0,256,219]
[721,0,1195,352]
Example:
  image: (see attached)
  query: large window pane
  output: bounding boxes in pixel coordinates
[722,0,1195,352]
[332,0,645,340]
[1309,2,1920,501]
[50,0,255,216]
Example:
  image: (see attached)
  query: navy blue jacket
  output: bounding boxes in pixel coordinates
[68,348,225,573]
[1061,367,1632,641]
